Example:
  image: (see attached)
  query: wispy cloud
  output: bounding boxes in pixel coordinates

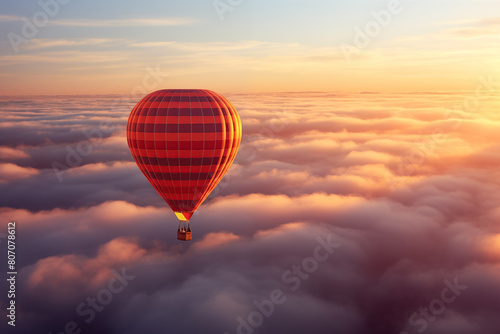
[0,14,22,22]
[440,17,500,27]
[444,27,500,38]
[128,41,176,48]
[24,38,126,50]
[439,16,500,38]
[51,17,198,27]
[0,15,197,27]
[130,40,270,51]
[0,50,130,67]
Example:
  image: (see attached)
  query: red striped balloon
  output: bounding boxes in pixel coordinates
[126,89,242,240]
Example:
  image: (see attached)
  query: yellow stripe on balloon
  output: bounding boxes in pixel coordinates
[175,212,189,221]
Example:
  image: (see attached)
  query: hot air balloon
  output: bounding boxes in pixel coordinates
[126,89,242,241]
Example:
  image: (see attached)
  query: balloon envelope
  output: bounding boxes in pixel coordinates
[127,89,242,225]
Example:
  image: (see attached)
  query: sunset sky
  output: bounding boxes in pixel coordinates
[1,1,500,334]
[0,0,499,94]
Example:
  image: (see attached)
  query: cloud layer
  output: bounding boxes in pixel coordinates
[1,92,500,334]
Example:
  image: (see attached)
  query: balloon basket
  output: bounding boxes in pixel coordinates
[177,223,192,241]
[177,230,192,241]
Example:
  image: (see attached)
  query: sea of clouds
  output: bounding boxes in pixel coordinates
[1,91,500,334]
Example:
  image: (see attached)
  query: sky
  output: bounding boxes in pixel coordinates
[1,1,500,334]
[0,0,499,94]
